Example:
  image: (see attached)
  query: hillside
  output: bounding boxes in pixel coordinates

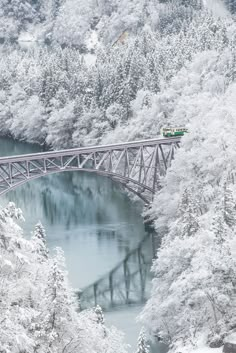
[1,0,236,352]
[0,1,234,148]
[0,1,235,46]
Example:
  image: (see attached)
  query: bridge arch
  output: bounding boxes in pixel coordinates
[1,168,152,204]
[0,137,180,203]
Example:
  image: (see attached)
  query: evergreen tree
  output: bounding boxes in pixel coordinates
[176,189,199,238]
[32,222,49,260]
[211,182,236,245]
[222,181,236,228]
[212,205,228,246]
[35,251,78,352]
[135,329,149,353]
[94,305,105,325]
[0,204,128,352]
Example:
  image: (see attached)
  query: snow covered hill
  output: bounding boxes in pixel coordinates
[0,0,234,46]
[1,1,236,352]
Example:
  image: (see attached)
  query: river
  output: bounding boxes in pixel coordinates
[0,136,167,353]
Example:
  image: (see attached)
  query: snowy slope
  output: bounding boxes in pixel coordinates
[138,11,236,353]
[203,0,230,17]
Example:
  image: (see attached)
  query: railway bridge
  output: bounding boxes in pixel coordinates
[0,136,182,309]
[0,137,180,204]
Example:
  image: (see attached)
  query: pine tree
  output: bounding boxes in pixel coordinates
[177,189,199,238]
[227,35,236,84]
[94,305,105,325]
[35,250,78,351]
[222,181,236,228]
[0,205,128,353]
[32,222,49,260]
[211,181,236,245]
[136,329,149,353]
[212,201,228,245]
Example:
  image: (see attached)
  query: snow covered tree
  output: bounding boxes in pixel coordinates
[135,329,150,353]
[32,222,49,260]
[46,101,76,149]
[0,0,41,39]
[53,0,99,47]
[212,202,228,245]
[0,204,128,353]
[34,249,78,352]
[170,188,200,239]
[211,182,236,245]
[140,45,236,353]
[222,181,236,228]
[94,305,105,325]
[106,103,126,129]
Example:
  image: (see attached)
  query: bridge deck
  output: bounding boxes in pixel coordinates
[0,137,180,163]
[0,137,181,202]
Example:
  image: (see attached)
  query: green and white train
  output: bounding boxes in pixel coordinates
[161,127,188,138]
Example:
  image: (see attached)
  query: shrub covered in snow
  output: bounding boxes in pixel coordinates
[0,202,128,353]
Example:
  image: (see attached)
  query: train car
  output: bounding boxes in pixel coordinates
[161,127,188,138]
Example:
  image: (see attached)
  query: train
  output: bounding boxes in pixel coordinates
[161,127,188,138]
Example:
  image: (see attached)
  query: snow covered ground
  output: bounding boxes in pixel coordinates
[203,0,230,17]
[187,348,222,353]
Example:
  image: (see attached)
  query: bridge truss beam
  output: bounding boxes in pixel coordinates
[0,137,180,203]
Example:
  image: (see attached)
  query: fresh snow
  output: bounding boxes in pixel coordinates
[225,333,236,344]
[0,203,129,352]
[85,30,100,51]
[1,1,236,352]
[184,348,222,353]
[18,31,36,42]
[203,0,230,17]
[84,53,97,67]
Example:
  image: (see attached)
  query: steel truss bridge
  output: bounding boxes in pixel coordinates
[0,137,180,203]
[0,137,181,310]
[78,232,160,311]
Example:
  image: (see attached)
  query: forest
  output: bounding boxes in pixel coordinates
[1,0,236,352]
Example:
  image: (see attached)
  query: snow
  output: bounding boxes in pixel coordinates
[225,333,236,344]
[86,30,100,51]
[203,0,230,18]
[83,30,100,67]
[1,0,236,352]
[186,348,222,353]
[84,53,97,67]
[175,333,223,353]
[0,203,129,352]
[18,31,36,42]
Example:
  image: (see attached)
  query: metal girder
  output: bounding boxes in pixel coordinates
[0,137,181,202]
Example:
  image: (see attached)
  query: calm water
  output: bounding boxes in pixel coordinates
[0,136,166,352]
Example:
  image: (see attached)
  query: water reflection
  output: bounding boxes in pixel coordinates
[0,137,146,288]
[0,136,43,157]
